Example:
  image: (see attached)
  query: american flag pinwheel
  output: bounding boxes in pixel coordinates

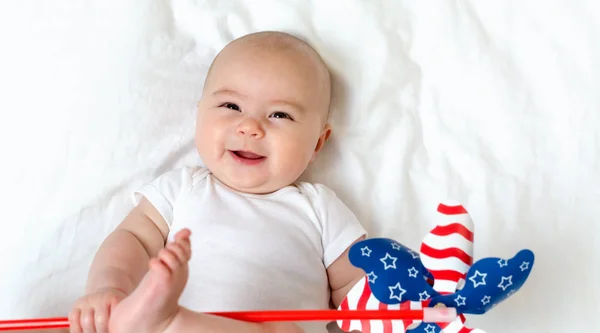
[337,202,535,333]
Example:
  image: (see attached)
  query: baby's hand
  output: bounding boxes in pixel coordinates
[68,287,127,333]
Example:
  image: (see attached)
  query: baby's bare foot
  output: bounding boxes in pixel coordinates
[108,229,192,333]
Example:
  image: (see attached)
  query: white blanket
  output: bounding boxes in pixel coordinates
[0,0,598,332]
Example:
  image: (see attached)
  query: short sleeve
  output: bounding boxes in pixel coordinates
[304,184,368,268]
[133,166,203,228]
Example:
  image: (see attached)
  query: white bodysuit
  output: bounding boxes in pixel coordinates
[133,166,367,333]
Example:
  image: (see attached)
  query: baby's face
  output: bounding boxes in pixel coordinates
[195,41,331,194]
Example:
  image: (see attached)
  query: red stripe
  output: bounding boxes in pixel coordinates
[379,300,393,333]
[439,321,451,329]
[339,298,350,332]
[437,203,468,215]
[429,223,474,242]
[425,269,466,283]
[357,279,371,333]
[420,243,473,266]
[400,301,412,329]
[454,315,472,333]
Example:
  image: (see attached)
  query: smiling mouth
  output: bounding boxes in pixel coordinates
[229,150,266,164]
[232,150,264,159]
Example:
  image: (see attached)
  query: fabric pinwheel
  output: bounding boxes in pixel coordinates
[337,202,535,333]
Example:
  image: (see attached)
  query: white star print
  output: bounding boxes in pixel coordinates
[419,291,431,301]
[408,267,419,278]
[361,246,372,257]
[391,242,402,250]
[367,271,378,283]
[424,324,437,333]
[498,275,513,291]
[498,258,508,267]
[481,295,491,305]
[520,261,530,271]
[388,282,407,302]
[468,270,487,288]
[454,295,467,306]
[380,253,398,270]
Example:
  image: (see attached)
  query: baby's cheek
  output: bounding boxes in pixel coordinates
[279,149,313,178]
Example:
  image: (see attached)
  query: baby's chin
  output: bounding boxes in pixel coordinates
[218,172,295,195]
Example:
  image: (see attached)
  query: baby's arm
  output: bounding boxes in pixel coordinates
[327,236,367,308]
[84,197,168,295]
[69,197,169,332]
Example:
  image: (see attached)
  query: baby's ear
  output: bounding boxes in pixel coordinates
[311,124,332,162]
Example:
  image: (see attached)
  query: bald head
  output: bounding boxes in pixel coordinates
[195,31,335,193]
[203,31,332,120]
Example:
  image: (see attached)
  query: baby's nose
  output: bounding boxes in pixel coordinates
[236,119,265,138]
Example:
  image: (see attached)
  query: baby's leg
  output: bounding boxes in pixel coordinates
[108,228,304,333]
[108,228,191,333]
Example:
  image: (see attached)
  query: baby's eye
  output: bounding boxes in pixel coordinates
[270,112,293,120]
[221,103,240,111]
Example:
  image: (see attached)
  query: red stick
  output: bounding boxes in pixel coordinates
[0,308,456,331]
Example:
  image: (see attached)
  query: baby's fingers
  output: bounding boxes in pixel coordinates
[68,308,83,333]
[94,303,110,333]
[80,308,96,333]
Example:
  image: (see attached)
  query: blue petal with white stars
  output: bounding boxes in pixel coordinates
[407,323,441,333]
[349,238,440,304]
[429,249,535,314]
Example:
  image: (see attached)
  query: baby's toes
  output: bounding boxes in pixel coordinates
[174,228,191,242]
[158,248,181,271]
[149,257,171,277]
[166,242,188,263]
[179,237,192,259]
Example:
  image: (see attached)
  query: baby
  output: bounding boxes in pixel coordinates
[68,31,367,333]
